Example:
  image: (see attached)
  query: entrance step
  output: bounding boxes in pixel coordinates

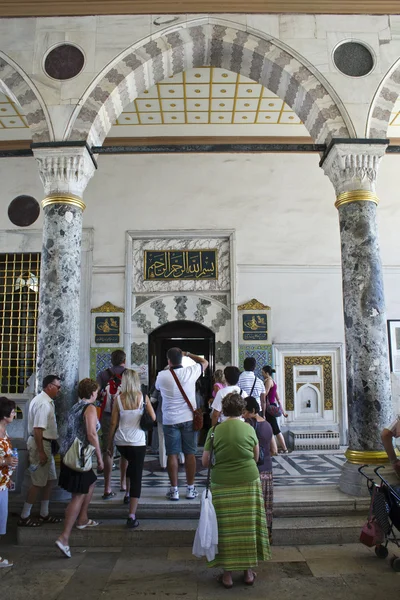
[17,515,365,548]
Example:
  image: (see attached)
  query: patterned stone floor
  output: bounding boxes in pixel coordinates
[98,451,347,490]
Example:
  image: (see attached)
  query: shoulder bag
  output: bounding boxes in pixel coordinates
[140,396,155,431]
[170,368,203,431]
[62,406,94,473]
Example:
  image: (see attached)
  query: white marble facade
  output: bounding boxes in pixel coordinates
[128,233,232,383]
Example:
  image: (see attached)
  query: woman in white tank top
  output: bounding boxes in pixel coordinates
[108,369,155,528]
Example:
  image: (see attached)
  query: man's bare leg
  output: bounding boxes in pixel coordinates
[167,454,179,487]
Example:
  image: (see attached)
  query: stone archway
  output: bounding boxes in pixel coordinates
[368,57,400,138]
[68,21,353,146]
[0,52,53,143]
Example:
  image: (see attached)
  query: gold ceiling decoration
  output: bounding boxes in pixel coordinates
[238,299,271,310]
[0,93,29,130]
[115,67,303,127]
[91,301,125,313]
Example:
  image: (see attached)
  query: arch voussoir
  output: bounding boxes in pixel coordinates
[70,22,351,147]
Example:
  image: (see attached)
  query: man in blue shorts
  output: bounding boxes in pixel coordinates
[156,348,208,501]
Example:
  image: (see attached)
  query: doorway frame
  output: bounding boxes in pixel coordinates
[125,229,237,371]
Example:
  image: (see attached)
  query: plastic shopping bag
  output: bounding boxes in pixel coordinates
[192,489,218,561]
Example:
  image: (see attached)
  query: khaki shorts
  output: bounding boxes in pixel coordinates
[100,412,113,454]
[27,437,57,487]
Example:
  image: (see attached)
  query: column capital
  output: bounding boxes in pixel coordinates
[33,144,96,200]
[320,142,387,197]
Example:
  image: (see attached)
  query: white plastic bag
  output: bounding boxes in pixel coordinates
[192,489,218,561]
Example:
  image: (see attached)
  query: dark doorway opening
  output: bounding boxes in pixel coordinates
[148,320,214,399]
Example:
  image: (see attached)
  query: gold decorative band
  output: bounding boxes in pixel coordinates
[335,190,379,210]
[345,449,395,465]
[42,194,86,211]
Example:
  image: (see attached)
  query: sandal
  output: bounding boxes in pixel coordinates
[216,574,233,589]
[102,491,116,500]
[39,515,63,524]
[0,557,13,568]
[55,539,71,559]
[244,571,257,586]
[17,517,41,527]
[76,519,100,530]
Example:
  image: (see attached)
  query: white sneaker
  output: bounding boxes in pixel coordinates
[186,486,198,500]
[166,489,180,501]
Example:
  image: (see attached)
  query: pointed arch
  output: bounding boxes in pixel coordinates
[69,22,352,146]
[0,52,53,142]
[367,57,400,138]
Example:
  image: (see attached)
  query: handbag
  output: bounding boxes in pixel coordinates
[63,437,95,473]
[266,402,283,418]
[360,486,385,547]
[192,426,218,560]
[140,396,155,431]
[254,421,265,466]
[169,369,204,431]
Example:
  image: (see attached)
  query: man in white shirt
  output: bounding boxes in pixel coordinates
[381,416,400,477]
[156,347,208,501]
[238,357,265,414]
[211,366,248,425]
[18,375,62,527]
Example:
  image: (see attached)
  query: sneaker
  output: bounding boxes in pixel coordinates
[186,486,198,500]
[166,489,180,501]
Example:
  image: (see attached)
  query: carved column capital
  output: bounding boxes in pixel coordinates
[321,143,387,197]
[33,145,96,200]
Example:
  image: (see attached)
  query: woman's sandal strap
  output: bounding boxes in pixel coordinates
[18,517,41,527]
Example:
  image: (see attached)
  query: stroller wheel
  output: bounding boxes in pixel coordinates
[375,545,388,559]
[390,557,400,572]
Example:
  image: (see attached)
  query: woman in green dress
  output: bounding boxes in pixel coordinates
[202,392,270,589]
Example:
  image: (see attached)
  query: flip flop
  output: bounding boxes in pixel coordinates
[39,515,63,524]
[76,519,100,530]
[0,557,13,568]
[55,539,71,558]
[244,571,257,586]
[216,574,233,589]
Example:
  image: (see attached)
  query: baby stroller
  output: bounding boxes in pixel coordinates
[359,465,400,571]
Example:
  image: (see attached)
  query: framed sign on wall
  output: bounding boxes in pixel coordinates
[387,319,400,372]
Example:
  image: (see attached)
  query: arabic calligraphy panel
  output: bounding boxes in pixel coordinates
[94,316,120,344]
[242,313,268,341]
[144,250,218,281]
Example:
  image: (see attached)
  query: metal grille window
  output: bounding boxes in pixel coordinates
[0,253,40,394]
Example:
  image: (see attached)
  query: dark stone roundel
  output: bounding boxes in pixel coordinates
[333,42,374,77]
[44,44,85,80]
[8,195,40,227]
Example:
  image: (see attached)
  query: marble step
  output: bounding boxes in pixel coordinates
[17,515,366,548]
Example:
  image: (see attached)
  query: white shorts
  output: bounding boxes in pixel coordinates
[27,437,57,487]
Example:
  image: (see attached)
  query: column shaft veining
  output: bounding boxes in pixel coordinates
[33,146,96,432]
[322,142,394,495]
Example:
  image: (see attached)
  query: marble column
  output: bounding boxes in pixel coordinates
[322,142,396,495]
[33,146,96,434]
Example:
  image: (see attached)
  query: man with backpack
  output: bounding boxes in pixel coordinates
[97,349,128,500]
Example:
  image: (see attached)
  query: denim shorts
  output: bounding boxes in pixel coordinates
[163,421,197,456]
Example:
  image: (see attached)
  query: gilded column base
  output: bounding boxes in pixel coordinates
[42,193,86,211]
[344,449,392,465]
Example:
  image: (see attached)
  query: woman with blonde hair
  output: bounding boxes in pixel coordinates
[108,369,155,528]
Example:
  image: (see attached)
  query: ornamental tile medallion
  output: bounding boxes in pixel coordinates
[284,356,333,412]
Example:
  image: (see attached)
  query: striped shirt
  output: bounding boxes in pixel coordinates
[238,371,265,409]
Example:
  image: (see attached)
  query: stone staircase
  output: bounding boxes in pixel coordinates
[14,486,370,548]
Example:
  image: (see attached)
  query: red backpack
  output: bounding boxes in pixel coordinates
[99,369,123,419]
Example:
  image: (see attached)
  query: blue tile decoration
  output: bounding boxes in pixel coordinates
[90,347,117,379]
[150,299,168,325]
[238,344,273,378]
[194,298,212,323]
[132,309,152,334]
[174,295,188,320]
[215,341,232,365]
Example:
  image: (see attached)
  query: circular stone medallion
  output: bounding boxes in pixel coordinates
[333,42,374,77]
[44,44,85,80]
[8,195,40,227]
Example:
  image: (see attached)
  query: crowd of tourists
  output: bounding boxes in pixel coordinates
[1,348,399,587]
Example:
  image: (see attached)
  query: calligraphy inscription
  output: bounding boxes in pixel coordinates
[95,316,120,344]
[242,313,268,341]
[144,250,218,280]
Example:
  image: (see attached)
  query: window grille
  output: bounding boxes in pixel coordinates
[0,253,40,394]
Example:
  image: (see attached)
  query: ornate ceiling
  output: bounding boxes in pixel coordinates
[1,67,400,142]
